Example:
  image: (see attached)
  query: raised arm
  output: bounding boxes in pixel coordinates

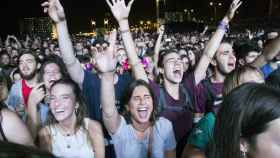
[154,25,165,70]
[10,35,22,49]
[252,35,280,68]
[42,0,84,87]
[194,0,242,85]
[98,30,121,134]
[26,83,45,139]
[106,0,148,82]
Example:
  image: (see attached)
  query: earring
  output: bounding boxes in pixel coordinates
[75,108,78,115]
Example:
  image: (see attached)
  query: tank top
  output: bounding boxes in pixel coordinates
[49,118,94,158]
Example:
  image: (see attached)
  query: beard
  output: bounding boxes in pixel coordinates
[19,69,37,80]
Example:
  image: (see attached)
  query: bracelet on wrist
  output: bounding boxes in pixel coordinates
[217,21,229,32]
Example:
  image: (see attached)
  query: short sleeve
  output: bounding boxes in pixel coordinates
[160,118,176,151]
[110,116,128,138]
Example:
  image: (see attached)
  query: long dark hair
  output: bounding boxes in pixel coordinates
[122,80,158,125]
[208,83,280,158]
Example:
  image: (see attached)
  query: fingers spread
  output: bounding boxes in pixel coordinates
[128,0,135,9]
[105,0,113,8]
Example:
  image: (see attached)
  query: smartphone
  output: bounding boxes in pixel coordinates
[39,84,46,93]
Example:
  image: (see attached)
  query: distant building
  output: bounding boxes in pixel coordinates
[19,17,53,37]
[164,12,184,23]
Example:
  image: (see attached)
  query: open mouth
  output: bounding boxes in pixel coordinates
[173,69,182,77]
[137,107,149,119]
[228,63,235,67]
[55,109,65,114]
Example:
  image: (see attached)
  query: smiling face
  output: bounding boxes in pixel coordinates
[162,52,184,84]
[214,43,236,75]
[19,54,38,80]
[49,83,77,123]
[43,63,62,90]
[127,85,153,125]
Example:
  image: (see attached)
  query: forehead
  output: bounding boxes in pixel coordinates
[132,85,151,96]
[217,43,233,53]
[44,63,60,71]
[51,83,73,95]
[19,54,36,61]
[164,52,180,60]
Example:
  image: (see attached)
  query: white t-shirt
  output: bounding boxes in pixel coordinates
[111,116,176,158]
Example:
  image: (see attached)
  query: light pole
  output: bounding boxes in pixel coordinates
[156,0,160,28]
[209,1,222,22]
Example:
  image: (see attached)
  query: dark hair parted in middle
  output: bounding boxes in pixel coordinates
[121,79,158,125]
[209,83,280,158]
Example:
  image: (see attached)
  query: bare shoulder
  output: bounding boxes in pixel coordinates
[1,108,24,126]
[86,118,103,136]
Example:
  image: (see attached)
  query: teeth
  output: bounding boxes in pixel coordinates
[138,107,148,111]
[55,109,64,113]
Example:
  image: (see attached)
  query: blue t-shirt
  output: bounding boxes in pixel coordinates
[82,70,133,121]
[111,116,176,158]
[261,63,280,79]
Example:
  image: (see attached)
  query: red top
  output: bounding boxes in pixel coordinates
[22,80,33,108]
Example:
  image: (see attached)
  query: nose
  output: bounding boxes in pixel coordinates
[139,97,147,105]
[230,53,236,61]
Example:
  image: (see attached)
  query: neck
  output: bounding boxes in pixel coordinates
[163,79,180,100]
[132,119,150,133]
[24,75,38,87]
[212,69,226,83]
[58,114,77,135]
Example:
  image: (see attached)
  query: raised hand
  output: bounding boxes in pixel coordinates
[105,0,135,22]
[95,30,117,73]
[41,0,66,23]
[28,83,46,106]
[224,0,242,22]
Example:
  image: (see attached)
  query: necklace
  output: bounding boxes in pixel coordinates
[56,125,75,149]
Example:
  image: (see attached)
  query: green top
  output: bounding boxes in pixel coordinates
[187,112,216,151]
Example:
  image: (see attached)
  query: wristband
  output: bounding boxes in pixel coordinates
[217,21,229,32]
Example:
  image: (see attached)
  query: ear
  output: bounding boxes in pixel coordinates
[75,103,80,109]
[240,138,249,153]
[158,67,164,74]
[239,59,245,66]
[125,104,130,112]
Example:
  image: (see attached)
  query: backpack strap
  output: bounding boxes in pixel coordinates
[158,86,167,114]
[179,84,194,111]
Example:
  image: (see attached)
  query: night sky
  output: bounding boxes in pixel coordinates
[0,0,275,36]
